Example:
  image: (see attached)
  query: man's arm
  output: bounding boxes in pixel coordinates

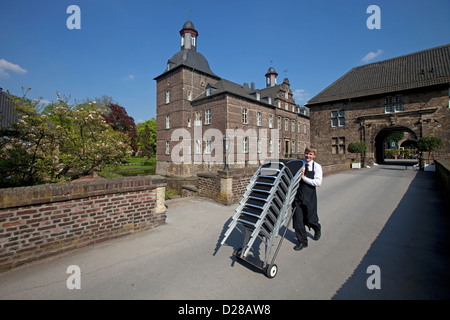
[301,163,322,187]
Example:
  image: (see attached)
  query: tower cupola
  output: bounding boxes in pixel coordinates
[180,20,198,51]
[265,66,278,87]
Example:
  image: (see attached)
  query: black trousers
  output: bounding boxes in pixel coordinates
[292,201,320,244]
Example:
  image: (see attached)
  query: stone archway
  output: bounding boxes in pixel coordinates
[374,126,418,164]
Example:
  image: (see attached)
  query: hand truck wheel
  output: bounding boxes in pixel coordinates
[234,248,243,260]
[265,264,278,278]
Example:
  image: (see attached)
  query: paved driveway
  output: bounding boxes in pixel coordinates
[0,164,449,300]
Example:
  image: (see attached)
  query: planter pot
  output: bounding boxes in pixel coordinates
[351,162,361,169]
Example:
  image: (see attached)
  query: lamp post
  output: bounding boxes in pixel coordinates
[223,135,231,170]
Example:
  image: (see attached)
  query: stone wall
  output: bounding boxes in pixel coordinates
[309,85,449,166]
[0,176,166,270]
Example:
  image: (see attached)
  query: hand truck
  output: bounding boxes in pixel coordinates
[220,159,305,278]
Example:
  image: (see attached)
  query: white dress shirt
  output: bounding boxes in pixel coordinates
[302,160,323,187]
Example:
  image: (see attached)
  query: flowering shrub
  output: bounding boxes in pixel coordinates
[0,93,131,187]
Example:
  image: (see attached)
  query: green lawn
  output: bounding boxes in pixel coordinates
[97,156,156,178]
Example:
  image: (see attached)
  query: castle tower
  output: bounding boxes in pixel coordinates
[265,66,278,87]
[180,20,198,51]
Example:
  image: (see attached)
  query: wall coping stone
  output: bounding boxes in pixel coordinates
[0,175,167,209]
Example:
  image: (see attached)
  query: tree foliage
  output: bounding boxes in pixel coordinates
[0,93,132,188]
[136,118,156,159]
[103,103,138,152]
[347,141,367,163]
[417,136,443,163]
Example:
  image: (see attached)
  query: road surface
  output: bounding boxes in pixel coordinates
[0,163,449,300]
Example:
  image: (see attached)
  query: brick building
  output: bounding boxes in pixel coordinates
[306,44,450,167]
[154,21,310,177]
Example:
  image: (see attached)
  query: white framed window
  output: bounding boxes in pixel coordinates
[268,96,272,104]
[331,110,345,127]
[256,92,260,101]
[297,141,301,153]
[206,87,211,96]
[242,108,248,124]
[394,104,404,112]
[298,121,301,133]
[195,139,202,154]
[385,95,403,113]
[291,120,295,132]
[277,100,281,108]
[277,116,281,129]
[285,92,288,99]
[304,123,307,134]
[165,115,170,129]
[191,36,196,46]
[205,109,211,124]
[278,139,281,153]
[284,119,289,131]
[257,138,261,154]
[257,112,262,126]
[291,140,295,153]
[385,105,394,113]
[166,90,170,104]
[243,137,248,153]
[285,103,288,110]
[268,115,273,128]
[205,138,211,154]
[187,90,192,101]
[187,118,191,128]
[165,141,170,155]
[195,111,201,126]
[395,95,403,103]
[269,139,273,154]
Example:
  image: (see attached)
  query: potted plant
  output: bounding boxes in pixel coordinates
[417,136,443,172]
[348,141,367,169]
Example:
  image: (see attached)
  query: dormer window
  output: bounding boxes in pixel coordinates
[268,96,272,104]
[206,87,212,96]
[256,92,260,101]
[191,36,196,46]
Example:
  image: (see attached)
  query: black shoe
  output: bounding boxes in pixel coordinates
[294,243,308,251]
[313,229,321,241]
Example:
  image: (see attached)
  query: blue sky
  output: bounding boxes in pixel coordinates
[1,0,449,123]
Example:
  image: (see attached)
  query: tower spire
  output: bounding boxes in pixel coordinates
[180,20,198,51]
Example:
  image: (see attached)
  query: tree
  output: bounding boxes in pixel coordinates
[0,93,132,188]
[103,103,138,153]
[348,141,367,164]
[136,118,156,158]
[417,136,443,164]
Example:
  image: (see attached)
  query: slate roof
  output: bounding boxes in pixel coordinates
[163,49,219,79]
[307,43,450,106]
[193,78,278,107]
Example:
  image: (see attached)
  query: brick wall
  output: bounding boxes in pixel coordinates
[0,176,166,270]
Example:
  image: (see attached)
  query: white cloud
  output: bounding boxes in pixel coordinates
[122,74,135,81]
[361,49,384,63]
[293,89,310,103]
[0,58,27,78]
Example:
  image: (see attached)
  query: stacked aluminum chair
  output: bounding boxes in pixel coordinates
[220,159,305,278]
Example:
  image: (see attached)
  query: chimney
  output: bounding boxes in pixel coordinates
[251,82,255,90]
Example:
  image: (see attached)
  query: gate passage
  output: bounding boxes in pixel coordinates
[220,159,305,278]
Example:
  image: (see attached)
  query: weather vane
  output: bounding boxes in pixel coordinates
[188,10,192,20]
